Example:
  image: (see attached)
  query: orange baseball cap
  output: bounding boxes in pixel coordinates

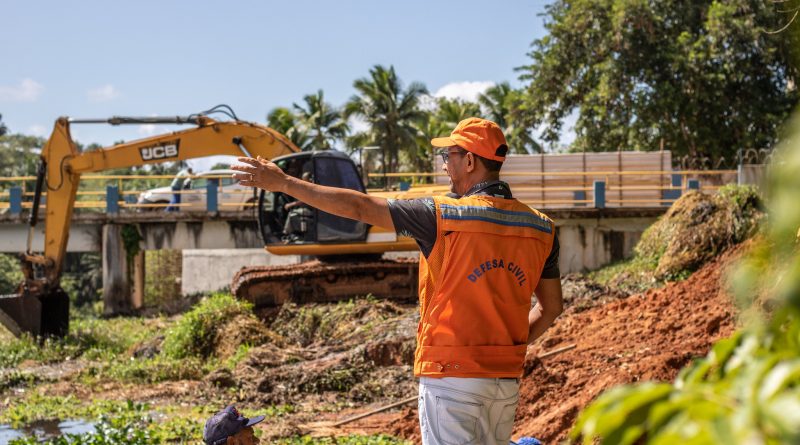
[431,117,508,162]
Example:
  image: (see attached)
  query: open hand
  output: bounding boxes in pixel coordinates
[231,156,287,191]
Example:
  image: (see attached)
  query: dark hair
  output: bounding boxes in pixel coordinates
[476,155,503,173]
[452,146,504,173]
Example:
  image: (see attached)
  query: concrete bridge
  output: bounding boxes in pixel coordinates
[0,207,665,296]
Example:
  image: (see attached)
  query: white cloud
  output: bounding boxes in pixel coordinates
[348,116,369,134]
[28,124,48,137]
[0,78,44,102]
[418,94,438,111]
[138,124,157,136]
[87,84,120,102]
[433,81,495,102]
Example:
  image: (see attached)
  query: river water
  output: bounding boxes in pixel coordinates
[0,419,95,443]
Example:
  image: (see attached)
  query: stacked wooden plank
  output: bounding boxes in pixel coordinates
[434,151,673,208]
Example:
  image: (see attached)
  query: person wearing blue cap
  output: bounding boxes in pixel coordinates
[203,405,265,445]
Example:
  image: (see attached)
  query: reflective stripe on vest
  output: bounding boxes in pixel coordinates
[439,203,553,233]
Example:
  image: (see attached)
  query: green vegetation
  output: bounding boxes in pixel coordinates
[0,133,43,179]
[589,256,659,295]
[1,392,405,445]
[571,118,800,443]
[88,355,207,384]
[10,418,156,445]
[161,292,260,359]
[0,252,102,307]
[293,90,350,151]
[3,394,208,444]
[0,253,23,294]
[344,65,429,175]
[271,296,400,347]
[0,312,163,367]
[517,0,798,158]
[590,184,764,292]
[2,2,797,183]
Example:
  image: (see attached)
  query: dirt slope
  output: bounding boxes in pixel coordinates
[383,244,742,443]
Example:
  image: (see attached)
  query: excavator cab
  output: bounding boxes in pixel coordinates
[257,151,369,247]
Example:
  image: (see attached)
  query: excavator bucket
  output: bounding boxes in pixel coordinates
[0,289,69,338]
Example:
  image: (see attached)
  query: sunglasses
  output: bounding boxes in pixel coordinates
[440,149,466,164]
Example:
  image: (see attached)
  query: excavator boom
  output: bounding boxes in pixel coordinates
[0,111,298,337]
[0,108,427,339]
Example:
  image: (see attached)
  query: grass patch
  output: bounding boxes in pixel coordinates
[0,312,164,368]
[0,253,23,294]
[0,393,146,428]
[588,256,659,295]
[0,370,37,391]
[224,343,254,369]
[1,392,207,443]
[161,293,258,359]
[0,292,270,384]
[271,296,402,347]
[589,185,764,292]
[83,355,208,384]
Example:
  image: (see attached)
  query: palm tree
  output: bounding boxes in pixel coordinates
[293,90,349,150]
[411,112,451,177]
[267,107,312,151]
[435,97,483,128]
[478,82,512,128]
[345,65,429,175]
[478,82,542,153]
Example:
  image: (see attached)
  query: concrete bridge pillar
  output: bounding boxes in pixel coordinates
[102,224,133,315]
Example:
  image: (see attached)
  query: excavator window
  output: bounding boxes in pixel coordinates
[312,154,368,243]
[258,154,314,244]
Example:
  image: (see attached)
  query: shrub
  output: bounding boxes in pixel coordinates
[160,293,255,359]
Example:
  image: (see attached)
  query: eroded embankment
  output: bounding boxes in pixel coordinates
[383,243,742,443]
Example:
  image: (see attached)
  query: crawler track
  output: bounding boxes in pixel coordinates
[231,259,419,308]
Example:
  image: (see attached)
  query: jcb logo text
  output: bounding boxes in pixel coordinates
[140,142,179,161]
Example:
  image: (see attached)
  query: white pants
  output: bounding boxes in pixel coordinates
[418,377,520,445]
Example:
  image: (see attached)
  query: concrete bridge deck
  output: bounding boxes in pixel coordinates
[0,207,666,277]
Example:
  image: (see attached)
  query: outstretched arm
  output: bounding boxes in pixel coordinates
[232,156,395,230]
[527,278,563,344]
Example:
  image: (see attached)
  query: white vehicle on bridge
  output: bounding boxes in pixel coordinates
[136,169,257,211]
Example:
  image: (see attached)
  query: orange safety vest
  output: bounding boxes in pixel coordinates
[414,194,555,378]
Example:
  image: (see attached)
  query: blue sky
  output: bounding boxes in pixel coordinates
[1,0,556,170]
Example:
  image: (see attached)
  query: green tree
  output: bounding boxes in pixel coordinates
[411,113,451,175]
[292,90,349,150]
[0,134,45,179]
[478,83,543,154]
[345,65,429,174]
[408,98,481,175]
[0,113,7,137]
[518,0,799,159]
[435,97,482,127]
[267,107,311,151]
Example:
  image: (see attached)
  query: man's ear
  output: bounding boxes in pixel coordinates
[466,152,476,173]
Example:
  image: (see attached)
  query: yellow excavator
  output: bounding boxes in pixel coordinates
[0,107,426,337]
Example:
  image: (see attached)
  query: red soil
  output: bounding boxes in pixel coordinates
[384,245,741,443]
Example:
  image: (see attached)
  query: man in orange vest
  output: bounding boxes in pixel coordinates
[232,117,564,445]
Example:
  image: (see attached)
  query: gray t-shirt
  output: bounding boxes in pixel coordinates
[387,180,560,279]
